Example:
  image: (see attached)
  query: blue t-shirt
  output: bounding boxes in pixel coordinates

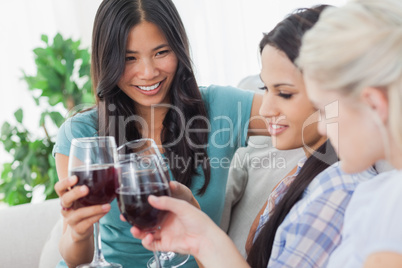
[53,85,254,268]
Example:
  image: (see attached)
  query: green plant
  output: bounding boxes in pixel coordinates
[0,33,94,206]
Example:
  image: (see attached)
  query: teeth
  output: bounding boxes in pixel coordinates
[138,82,160,91]
[272,124,283,129]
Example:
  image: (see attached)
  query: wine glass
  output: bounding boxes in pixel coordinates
[117,138,170,181]
[117,138,189,268]
[116,155,171,268]
[68,136,122,268]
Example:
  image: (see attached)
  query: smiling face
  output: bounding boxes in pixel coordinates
[304,76,387,173]
[259,45,326,154]
[118,21,178,113]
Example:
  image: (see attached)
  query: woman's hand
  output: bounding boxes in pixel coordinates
[130,195,214,257]
[54,176,111,242]
[130,195,250,268]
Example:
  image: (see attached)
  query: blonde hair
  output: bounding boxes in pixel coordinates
[298,0,402,149]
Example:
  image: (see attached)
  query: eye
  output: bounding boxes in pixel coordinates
[156,50,170,57]
[258,86,268,91]
[278,92,293,99]
[125,56,136,62]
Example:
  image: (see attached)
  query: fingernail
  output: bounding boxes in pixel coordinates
[102,204,110,211]
[149,195,157,202]
[69,176,76,183]
[80,186,87,193]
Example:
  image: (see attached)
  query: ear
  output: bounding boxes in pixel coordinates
[360,87,389,123]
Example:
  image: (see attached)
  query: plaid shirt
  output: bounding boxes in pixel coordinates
[255,161,377,268]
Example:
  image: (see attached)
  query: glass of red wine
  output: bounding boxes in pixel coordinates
[117,139,189,268]
[116,155,171,268]
[68,136,121,268]
[117,138,170,181]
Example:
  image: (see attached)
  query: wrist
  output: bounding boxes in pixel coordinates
[197,227,249,268]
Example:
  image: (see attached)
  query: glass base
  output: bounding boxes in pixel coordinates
[147,252,190,268]
[77,262,122,268]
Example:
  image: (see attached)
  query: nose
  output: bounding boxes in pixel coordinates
[137,59,159,80]
[259,91,280,119]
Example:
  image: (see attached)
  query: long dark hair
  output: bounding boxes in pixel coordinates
[247,5,335,267]
[91,0,210,194]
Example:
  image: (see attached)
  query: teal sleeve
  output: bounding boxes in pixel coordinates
[201,84,255,149]
[52,109,98,157]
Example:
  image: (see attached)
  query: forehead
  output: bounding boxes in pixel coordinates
[260,45,303,84]
[127,21,168,48]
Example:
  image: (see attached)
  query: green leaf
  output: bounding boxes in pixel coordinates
[49,112,65,127]
[14,146,29,161]
[3,138,15,152]
[41,34,49,44]
[39,112,47,127]
[48,94,63,106]
[1,122,12,137]
[14,109,23,123]
[32,80,48,91]
[53,33,64,50]
[33,47,48,59]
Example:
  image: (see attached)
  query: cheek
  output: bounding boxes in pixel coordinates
[162,56,178,75]
[118,67,132,86]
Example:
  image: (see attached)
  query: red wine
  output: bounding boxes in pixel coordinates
[117,183,170,231]
[71,164,117,209]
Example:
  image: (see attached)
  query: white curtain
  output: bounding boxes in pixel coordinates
[0,0,345,165]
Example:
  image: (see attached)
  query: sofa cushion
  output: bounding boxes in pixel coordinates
[0,198,61,267]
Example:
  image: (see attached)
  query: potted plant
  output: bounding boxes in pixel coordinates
[0,33,94,205]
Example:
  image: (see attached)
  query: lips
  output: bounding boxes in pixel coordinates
[268,123,288,136]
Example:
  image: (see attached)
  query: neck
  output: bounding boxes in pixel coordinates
[389,145,402,170]
[302,136,328,158]
[136,105,169,146]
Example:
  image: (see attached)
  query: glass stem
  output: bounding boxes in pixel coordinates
[92,221,106,263]
[153,249,161,268]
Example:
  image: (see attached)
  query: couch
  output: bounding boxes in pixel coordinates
[0,198,62,267]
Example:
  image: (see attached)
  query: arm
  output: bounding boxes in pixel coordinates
[248,94,270,136]
[268,190,351,267]
[54,153,111,268]
[364,252,402,268]
[131,196,250,268]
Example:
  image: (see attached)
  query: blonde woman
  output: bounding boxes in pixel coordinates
[298,0,402,267]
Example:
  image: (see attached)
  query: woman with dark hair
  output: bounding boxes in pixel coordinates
[53,0,266,267]
[130,6,377,268]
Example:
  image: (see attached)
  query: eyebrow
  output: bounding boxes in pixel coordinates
[273,83,295,88]
[126,44,170,54]
[258,75,296,88]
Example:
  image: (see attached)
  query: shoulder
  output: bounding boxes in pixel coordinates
[61,109,98,135]
[200,84,255,105]
[307,162,378,196]
[53,109,98,156]
[365,170,402,206]
[360,170,402,256]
